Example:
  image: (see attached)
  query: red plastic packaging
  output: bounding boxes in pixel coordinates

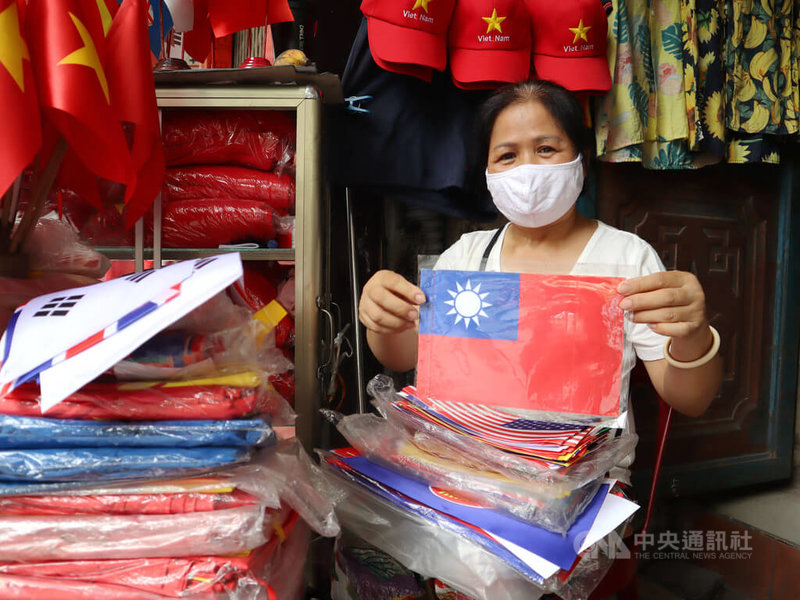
[164,166,295,214]
[0,380,266,421]
[160,199,278,248]
[0,510,299,598]
[0,489,259,516]
[162,110,296,173]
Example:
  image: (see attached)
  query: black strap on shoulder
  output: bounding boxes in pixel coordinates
[479,227,504,271]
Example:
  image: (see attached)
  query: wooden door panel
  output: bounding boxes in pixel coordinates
[596,162,798,495]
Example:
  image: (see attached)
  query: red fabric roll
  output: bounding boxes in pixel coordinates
[0,512,297,598]
[164,166,295,214]
[0,489,259,516]
[161,199,277,248]
[230,264,279,312]
[162,110,296,172]
[0,381,263,420]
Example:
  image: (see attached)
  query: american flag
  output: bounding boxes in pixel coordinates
[396,387,604,463]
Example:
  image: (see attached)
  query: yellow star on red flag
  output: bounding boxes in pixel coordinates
[482,8,506,34]
[0,3,30,92]
[96,0,114,36]
[569,19,591,44]
[58,11,110,102]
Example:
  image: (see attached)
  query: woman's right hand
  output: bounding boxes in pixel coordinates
[358,270,426,335]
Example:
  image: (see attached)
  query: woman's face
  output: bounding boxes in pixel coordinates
[487,100,579,174]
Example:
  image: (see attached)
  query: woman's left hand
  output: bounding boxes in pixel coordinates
[618,271,714,361]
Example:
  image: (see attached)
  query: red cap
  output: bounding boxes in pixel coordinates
[372,54,434,82]
[448,0,532,89]
[526,0,611,92]
[361,0,457,72]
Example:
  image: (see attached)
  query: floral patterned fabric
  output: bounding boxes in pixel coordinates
[594,0,799,167]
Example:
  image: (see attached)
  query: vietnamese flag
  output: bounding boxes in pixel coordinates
[416,270,626,418]
[182,0,212,61]
[26,0,132,187]
[0,0,41,197]
[208,0,292,38]
[107,0,165,227]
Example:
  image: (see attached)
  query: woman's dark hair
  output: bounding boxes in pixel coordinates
[477,80,594,167]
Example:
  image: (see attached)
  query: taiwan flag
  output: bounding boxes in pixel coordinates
[416,270,626,418]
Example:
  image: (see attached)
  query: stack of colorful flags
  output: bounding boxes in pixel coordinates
[0,256,338,598]
[321,269,642,599]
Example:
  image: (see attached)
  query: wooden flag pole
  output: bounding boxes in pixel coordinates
[9,138,68,254]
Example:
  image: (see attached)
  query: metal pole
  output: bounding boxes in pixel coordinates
[346,188,366,413]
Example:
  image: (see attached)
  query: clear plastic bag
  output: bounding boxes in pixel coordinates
[368,375,637,489]
[0,371,293,423]
[22,213,111,279]
[0,414,275,449]
[112,320,294,384]
[318,458,633,600]
[164,166,295,214]
[317,458,547,600]
[332,410,606,534]
[0,440,339,539]
[0,502,284,561]
[0,446,250,482]
[415,267,634,425]
[0,508,298,598]
[161,109,296,175]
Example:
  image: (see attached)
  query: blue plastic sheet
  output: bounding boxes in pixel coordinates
[0,447,249,481]
[0,414,275,449]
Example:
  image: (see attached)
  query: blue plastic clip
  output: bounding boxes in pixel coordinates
[344,95,372,114]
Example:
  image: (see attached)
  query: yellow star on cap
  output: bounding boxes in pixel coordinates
[482,8,506,34]
[58,11,110,103]
[569,19,591,44]
[0,3,30,92]
[412,0,432,12]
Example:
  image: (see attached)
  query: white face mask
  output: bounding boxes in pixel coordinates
[485,155,584,228]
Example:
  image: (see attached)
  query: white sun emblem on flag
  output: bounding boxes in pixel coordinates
[444,280,492,329]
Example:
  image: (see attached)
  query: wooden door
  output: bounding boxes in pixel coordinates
[595,158,799,495]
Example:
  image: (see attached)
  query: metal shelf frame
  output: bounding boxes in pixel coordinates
[147,85,324,449]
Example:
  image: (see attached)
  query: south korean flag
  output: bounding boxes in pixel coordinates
[0,254,243,411]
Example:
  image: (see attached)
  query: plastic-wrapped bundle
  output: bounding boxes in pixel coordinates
[162,109,296,173]
[0,502,286,561]
[110,327,293,384]
[0,414,275,449]
[0,441,341,541]
[333,410,616,534]
[164,166,296,214]
[160,199,279,248]
[0,446,249,482]
[0,372,286,421]
[230,264,280,312]
[318,459,625,600]
[0,488,259,515]
[0,509,299,598]
[368,375,636,487]
[266,516,310,600]
[22,215,111,279]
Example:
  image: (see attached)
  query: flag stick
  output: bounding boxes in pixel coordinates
[159,0,166,60]
[0,186,12,251]
[9,138,68,254]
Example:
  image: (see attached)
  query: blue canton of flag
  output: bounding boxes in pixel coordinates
[502,419,583,431]
[147,0,174,58]
[419,270,520,341]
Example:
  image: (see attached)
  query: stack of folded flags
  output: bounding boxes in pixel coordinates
[320,270,641,600]
[0,256,338,599]
[61,108,297,250]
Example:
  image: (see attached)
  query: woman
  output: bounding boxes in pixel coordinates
[359,80,722,420]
